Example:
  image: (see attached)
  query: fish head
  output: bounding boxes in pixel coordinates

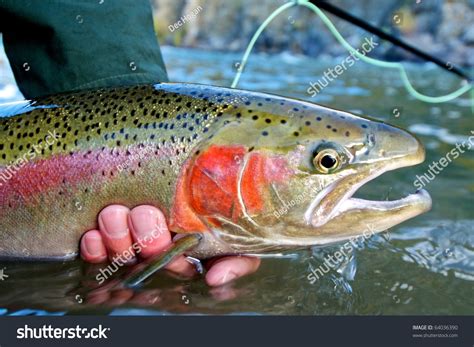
[263,107,432,246]
[173,96,432,253]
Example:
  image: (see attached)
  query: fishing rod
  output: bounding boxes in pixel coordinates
[310,0,471,82]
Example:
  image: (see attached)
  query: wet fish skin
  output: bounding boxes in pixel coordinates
[0,83,430,260]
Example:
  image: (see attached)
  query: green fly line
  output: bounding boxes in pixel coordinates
[231,0,473,109]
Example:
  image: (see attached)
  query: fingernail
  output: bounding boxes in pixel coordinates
[130,208,161,239]
[99,207,129,238]
[84,233,105,257]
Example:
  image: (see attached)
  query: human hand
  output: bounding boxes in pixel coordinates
[80,205,260,286]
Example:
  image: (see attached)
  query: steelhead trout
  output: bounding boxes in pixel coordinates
[0,83,431,261]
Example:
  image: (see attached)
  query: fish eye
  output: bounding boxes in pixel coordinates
[313,148,341,173]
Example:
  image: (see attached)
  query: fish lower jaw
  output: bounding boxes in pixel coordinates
[336,189,432,215]
[308,188,432,229]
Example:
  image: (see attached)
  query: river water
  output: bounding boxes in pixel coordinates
[0,45,473,315]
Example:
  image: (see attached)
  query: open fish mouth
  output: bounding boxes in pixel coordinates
[337,189,431,216]
[305,153,432,233]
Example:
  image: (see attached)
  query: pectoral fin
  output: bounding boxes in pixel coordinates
[122,233,202,288]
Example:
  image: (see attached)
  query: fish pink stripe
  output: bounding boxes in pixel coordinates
[0,143,174,208]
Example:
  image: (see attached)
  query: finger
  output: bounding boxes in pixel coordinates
[80,230,107,263]
[98,205,135,262]
[205,256,261,287]
[128,205,171,258]
[128,206,196,276]
[165,255,197,278]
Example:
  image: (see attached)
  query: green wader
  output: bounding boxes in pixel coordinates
[0,0,168,99]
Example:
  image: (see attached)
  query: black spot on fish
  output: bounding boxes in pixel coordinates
[262,131,269,136]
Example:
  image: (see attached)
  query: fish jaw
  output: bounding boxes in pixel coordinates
[304,121,432,240]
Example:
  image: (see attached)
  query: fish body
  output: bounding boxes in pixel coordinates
[0,83,431,260]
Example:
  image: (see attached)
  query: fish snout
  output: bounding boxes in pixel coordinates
[372,123,425,169]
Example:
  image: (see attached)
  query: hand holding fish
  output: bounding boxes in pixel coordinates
[80,204,260,286]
